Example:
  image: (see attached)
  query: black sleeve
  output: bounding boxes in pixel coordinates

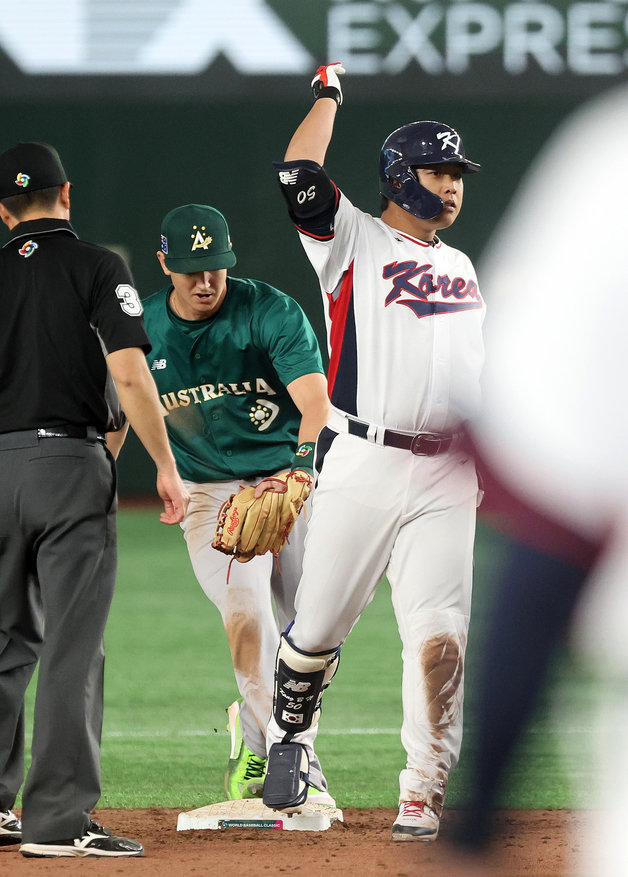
[273,159,339,237]
[90,249,151,355]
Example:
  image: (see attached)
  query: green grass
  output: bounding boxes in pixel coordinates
[20,511,594,810]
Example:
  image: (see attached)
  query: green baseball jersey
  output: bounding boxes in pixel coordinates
[142,277,324,482]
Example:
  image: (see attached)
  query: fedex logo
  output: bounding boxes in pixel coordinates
[382,260,483,319]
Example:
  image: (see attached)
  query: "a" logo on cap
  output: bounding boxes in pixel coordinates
[190,225,212,251]
[15,172,30,188]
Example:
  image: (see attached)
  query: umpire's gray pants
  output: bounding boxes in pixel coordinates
[0,431,117,843]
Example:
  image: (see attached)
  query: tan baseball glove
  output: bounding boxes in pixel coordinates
[212,470,313,562]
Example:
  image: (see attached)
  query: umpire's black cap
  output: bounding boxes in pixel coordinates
[0,142,68,200]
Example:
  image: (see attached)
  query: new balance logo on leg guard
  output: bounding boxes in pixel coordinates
[272,633,340,734]
[284,680,311,693]
[275,663,319,731]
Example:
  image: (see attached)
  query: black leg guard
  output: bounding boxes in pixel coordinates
[263,742,310,813]
[272,633,341,736]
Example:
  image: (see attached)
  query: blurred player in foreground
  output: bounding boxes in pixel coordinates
[450,84,628,876]
[262,64,485,841]
[140,203,332,802]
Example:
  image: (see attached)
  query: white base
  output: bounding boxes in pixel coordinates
[177,797,344,832]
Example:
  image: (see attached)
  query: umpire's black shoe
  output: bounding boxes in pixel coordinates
[0,809,21,845]
[20,820,144,858]
[263,742,310,813]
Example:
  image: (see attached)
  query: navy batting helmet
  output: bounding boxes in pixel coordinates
[379,121,481,221]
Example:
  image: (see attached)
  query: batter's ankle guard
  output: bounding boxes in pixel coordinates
[263,742,310,811]
[273,634,340,734]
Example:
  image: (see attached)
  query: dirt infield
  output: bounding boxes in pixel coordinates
[2,808,584,875]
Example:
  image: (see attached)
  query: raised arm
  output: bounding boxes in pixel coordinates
[284,63,345,165]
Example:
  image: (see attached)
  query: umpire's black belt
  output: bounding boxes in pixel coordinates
[328,410,457,457]
[0,425,107,450]
[37,425,106,443]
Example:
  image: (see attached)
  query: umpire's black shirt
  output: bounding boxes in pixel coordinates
[0,218,150,434]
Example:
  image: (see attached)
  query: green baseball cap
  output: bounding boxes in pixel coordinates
[159,204,237,273]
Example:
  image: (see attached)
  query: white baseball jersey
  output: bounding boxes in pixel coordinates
[265,178,484,815]
[298,191,486,434]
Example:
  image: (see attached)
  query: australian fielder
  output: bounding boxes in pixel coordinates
[141,203,331,801]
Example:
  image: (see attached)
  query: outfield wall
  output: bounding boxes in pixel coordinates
[1,1,625,494]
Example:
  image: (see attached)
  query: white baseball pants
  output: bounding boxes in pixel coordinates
[266,431,478,813]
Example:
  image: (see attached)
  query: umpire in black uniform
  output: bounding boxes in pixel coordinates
[0,142,189,858]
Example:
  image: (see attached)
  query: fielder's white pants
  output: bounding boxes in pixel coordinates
[182,476,308,759]
[266,432,478,814]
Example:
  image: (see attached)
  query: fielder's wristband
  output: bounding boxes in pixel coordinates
[292,442,315,475]
[314,85,341,106]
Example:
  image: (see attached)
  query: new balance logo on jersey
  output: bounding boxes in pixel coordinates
[278,169,300,185]
[382,260,482,319]
[151,359,167,370]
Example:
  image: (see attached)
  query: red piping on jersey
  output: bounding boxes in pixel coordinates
[295,224,334,241]
[395,231,442,249]
[326,260,354,396]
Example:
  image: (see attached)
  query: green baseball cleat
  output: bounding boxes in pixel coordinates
[224,701,267,800]
[307,786,337,807]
